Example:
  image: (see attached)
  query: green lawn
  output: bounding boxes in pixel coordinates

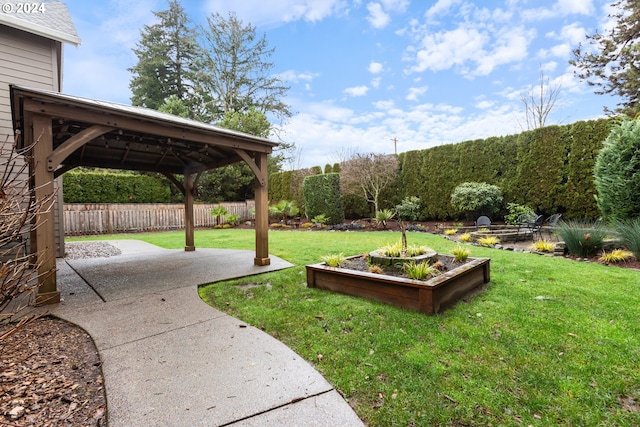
[70,229,640,426]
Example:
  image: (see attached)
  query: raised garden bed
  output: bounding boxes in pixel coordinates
[306,254,490,314]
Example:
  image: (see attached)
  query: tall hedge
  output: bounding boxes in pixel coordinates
[565,119,612,218]
[396,117,613,220]
[63,171,171,203]
[302,173,345,225]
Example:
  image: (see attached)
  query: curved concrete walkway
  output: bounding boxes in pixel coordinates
[51,241,364,427]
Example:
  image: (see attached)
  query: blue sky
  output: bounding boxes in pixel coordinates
[62,0,619,169]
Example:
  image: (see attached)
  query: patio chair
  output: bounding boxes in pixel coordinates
[526,214,545,241]
[515,213,537,241]
[542,213,562,240]
[475,215,491,230]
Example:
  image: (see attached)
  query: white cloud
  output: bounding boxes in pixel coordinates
[407,24,489,73]
[474,26,534,76]
[371,77,382,88]
[475,100,495,109]
[425,0,463,19]
[366,3,391,29]
[344,85,370,97]
[380,0,409,13]
[204,0,348,27]
[406,86,428,101]
[369,61,384,74]
[279,70,319,82]
[522,0,594,21]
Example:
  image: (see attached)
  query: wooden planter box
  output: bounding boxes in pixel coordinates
[306,255,490,314]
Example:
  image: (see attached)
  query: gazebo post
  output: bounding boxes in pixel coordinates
[184,172,195,251]
[254,152,270,266]
[29,113,59,305]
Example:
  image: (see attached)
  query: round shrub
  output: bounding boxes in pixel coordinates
[450,182,503,220]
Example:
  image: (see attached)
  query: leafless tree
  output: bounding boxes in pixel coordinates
[520,67,561,130]
[340,153,398,215]
[1,135,55,332]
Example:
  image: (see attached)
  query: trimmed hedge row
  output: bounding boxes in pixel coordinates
[270,117,612,221]
[400,118,612,220]
[63,172,171,203]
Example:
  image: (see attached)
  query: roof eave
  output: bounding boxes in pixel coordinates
[0,14,81,45]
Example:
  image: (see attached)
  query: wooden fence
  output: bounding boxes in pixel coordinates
[63,201,255,235]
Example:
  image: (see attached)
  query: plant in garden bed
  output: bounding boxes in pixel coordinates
[374,208,395,229]
[311,214,328,228]
[320,253,349,268]
[402,260,438,280]
[395,196,421,250]
[444,228,457,236]
[556,220,608,257]
[210,205,228,226]
[612,218,640,259]
[530,239,556,253]
[598,249,634,264]
[477,235,500,246]
[452,244,470,261]
[459,233,471,242]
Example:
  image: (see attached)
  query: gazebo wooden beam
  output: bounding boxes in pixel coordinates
[27,112,59,305]
[253,152,270,266]
[47,124,115,171]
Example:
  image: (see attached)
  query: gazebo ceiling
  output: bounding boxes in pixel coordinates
[10,85,278,176]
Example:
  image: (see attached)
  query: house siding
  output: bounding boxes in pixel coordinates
[1,24,65,257]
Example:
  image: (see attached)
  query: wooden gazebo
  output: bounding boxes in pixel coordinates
[9,85,277,305]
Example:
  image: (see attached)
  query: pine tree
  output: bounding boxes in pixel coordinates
[571,0,640,116]
[129,1,204,118]
[198,12,291,122]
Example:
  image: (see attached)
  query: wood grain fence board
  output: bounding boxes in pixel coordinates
[63,201,255,235]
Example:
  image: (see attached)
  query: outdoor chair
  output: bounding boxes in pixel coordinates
[526,214,545,241]
[542,213,562,240]
[475,215,491,230]
[515,213,537,241]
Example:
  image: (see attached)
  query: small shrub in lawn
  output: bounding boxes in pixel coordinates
[613,218,640,259]
[599,249,634,264]
[556,220,608,257]
[459,233,471,242]
[402,261,437,280]
[321,253,348,268]
[477,236,500,246]
[444,229,457,236]
[530,239,556,253]
[452,245,470,262]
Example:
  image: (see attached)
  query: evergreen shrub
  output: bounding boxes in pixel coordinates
[594,118,640,221]
[302,173,345,225]
[63,171,171,203]
[450,182,503,220]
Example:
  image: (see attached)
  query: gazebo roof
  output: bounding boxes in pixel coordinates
[10,85,278,177]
